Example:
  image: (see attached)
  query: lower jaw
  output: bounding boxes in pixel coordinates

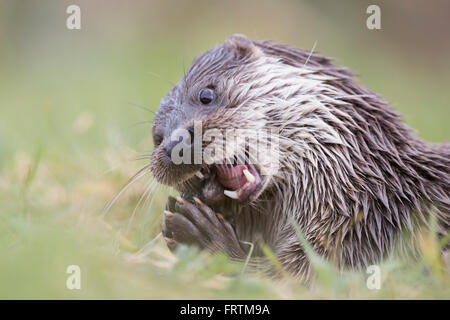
[181,163,262,204]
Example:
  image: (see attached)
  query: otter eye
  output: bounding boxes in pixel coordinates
[198,88,216,105]
[153,133,163,147]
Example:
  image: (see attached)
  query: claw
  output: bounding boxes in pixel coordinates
[164,210,174,218]
[165,237,175,244]
[193,197,203,206]
[195,171,204,179]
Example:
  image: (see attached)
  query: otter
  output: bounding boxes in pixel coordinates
[150,34,449,281]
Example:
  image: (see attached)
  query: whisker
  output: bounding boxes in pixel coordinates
[140,181,161,222]
[335,94,378,99]
[133,155,152,162]
[127,101,156,115]
[103,153,151,175]
[182,58,188,89]
[103,163,127,176]
[126,178,157,233]
[133,232,162,258]
[129,120,153,128]
[101,165,151,219]
[303,40,318,69]
[146,71,176,86]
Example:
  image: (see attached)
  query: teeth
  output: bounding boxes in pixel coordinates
[195,171,204,179]
[243,169,255,183]
[224,190,239,199]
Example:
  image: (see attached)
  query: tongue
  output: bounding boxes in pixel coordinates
[216,164,248,190]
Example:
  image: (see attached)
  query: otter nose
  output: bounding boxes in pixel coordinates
[164,127,195,164]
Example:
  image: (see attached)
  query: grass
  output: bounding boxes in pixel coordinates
[0,55,448,300]
[0,2,449,298]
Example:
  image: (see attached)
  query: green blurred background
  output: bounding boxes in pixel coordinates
[0,0,448,299]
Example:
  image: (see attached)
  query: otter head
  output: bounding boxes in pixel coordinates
[150,34,283,206]
[150,34,356,208]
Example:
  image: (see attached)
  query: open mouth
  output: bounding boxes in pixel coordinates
[192,163,262,203]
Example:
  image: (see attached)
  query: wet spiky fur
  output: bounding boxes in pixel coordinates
[151,35,450,281]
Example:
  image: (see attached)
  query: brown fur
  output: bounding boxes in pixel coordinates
[151,34,450,281]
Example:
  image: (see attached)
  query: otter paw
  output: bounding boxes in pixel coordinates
[162,196,244,258]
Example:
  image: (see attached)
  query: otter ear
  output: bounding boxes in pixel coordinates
[224,34,261,59]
